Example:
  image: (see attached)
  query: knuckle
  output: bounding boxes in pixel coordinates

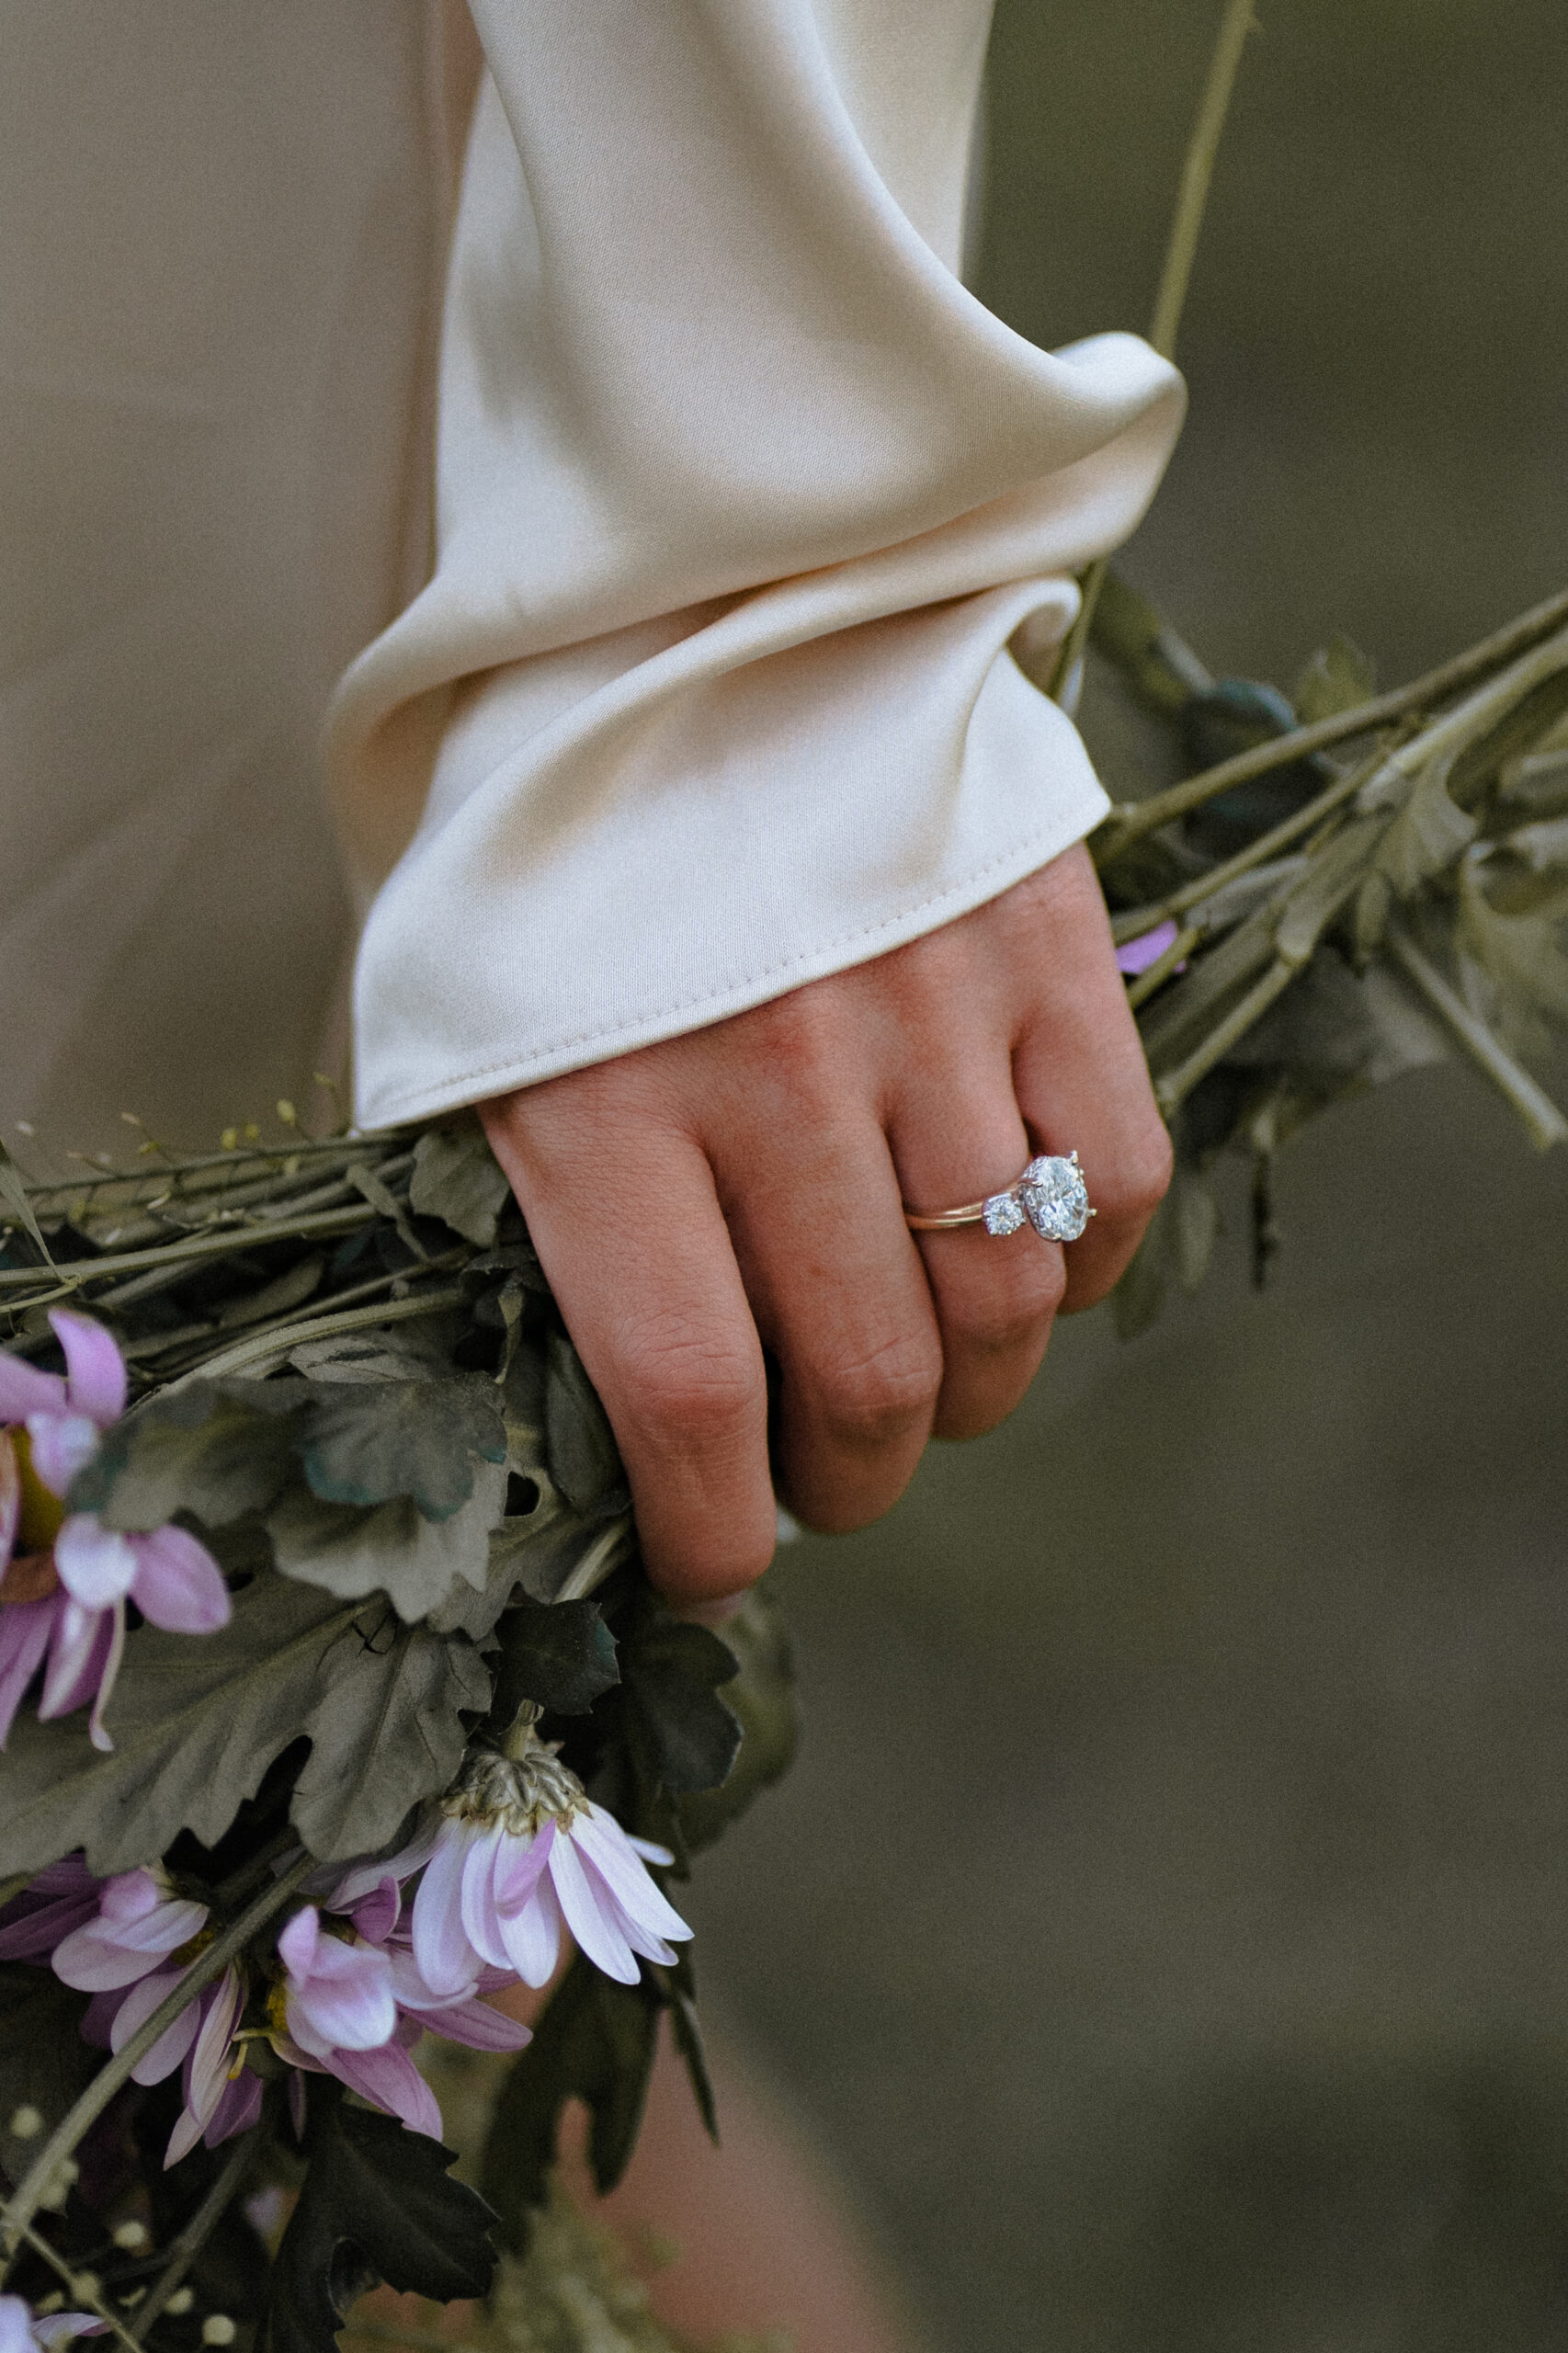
[1093,1117,1174,1227]
[948,1251,1065,1354]
[616,1316,763,1450]
[812,1328,942,1443]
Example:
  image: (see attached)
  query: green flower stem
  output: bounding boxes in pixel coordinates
[1153,953,1299,1118]
[1096,584,1568,861]
[128,2117,267,2343]
[1050,0,1256,705]
[0,1854,315,2267]
[1110,747,1389,945]
[0,1204,377,1299]
[1385,926,1568,1150]
[165,1283,472,1389]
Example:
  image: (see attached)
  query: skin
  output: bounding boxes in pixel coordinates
[482,842,1170,1606]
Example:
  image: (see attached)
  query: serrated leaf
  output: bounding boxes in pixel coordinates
[267,1461,507,1623]
[621,1611,741,1794]
[478,1955,659,2252]
[0,1142,56,1275]
[297,1376,506,1520]
[488,1597,619,1722]
[287,1334,449,1384]
[1376,753,1479,897]
[0,1964,97,2188]
[544,1331,625,1517]
[676,1585,797,1853]
[0,1574,485,1878]
[409,1122,512,1248]
[267,2081,495,2353]
[291,1615,491,1861]
[69,1380,305,1531]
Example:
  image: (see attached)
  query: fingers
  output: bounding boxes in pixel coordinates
[482,1088,776,1607]
[888,1060,1066,1442]
[710,1091,940,1536]
[1006,846,1173,1312]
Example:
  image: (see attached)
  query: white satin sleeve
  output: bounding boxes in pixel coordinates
[327,0,1185,1128]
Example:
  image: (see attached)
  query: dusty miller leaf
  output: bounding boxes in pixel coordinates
[267,2082,495,2353]
[544,1331,625,1516]
[0,1574,486,1877]
[0,1142,56,1274]
[267,1460,508,1624]
[620,1608,741,1794]
[479,1955,660,2253]
[291,1612,491,1861]
[1375,754,1479,897]
[676,1585,797,1853]
[409,1121,512,1248]
[297,1375,506,1519]
[69,1380,305,1531]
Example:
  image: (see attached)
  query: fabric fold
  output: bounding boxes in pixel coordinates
[329,0,1185,1123]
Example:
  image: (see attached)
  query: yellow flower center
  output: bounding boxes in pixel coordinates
[11,1427,65,1554]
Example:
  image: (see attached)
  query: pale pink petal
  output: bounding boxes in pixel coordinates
[85,1604,126,1752]
[126,1525,230,1633]
[277,1905,322,1980]
[0,1873,99,1961]
[492,1820,555,1913]
[51,1312,127,1427]
[327,1818,439,1912]
[186,1969,245,2127]
[547,1831,638,1984]
[327,2040,443,2138]
[25,1415,99,1501]
[53,1517,136,1608]
[347,1876,401,1948]
[497,1875,563,1988]
[571,1810,691,1943]
[0,1431,18,1559]
[421,1995,532,2053]
[285,1929,396,2052]
[595,1884,676,1967]
[34,2316,107,2347]
[39,1600,113,1722]
[110,1966,199,2085]
[0,1597,58,1746]
[411,1824,480,1996]
[0,1357,66,1422]
[626,1834,676,1867]
[1115,917,1181,978]
[457,1824,512,1975]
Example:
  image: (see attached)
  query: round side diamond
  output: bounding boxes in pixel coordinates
[1017,1154,1090,1243]
[982,1190,1028,1237]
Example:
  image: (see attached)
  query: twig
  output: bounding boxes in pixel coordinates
[1051,0,1257,703]
[1384,926,1568,1151]
[0,2209,144,2353]
[0,1856,315,2263]
[129,2120,267,2341]
[0,1205,377,1298]
[1125,924,1202,1009]
[1095,583,1568,859]
[1153,954,1298,1117]
[163,1285,472,1390]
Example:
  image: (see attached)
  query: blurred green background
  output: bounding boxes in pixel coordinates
[689,4,1568,2347]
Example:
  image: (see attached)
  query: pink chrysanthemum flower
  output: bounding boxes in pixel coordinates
[409,1720,692,1996]
[0,1312,230,1750]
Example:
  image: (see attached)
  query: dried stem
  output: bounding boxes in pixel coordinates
[1096,584,1568,860]
[129,2119,267,2342]
[1051,0,1256,704]
[1384,927,1568,1150]
[0,2208,145,2353]
[0,1855,314,2263]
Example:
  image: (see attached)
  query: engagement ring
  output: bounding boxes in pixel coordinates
[904,1152,1094,1243]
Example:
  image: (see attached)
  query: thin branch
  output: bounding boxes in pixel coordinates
[1095,584,1568,860]
[129,2120,267,2342]
[1384,926,1568,1151]
[0,1855,315,2262]
[0,1206,376,1298]
[163,1284,471,1391]
[1051,0,1257,704]
[0,2209,144,2353]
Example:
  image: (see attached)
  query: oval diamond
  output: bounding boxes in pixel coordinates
[1017,1154,1090,1243]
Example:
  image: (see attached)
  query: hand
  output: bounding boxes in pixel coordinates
[481,843,1170,1604]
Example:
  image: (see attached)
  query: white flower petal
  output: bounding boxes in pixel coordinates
[572,1808,691,1943]
[497,1878,562,1989]
[53,1517,137,1608]
[548,1830,639,1984]
[412,1824,482,1996]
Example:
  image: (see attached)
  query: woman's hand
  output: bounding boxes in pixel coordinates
[481,843,1169,1604]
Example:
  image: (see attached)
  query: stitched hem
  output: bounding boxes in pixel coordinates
[357,806,1105,1125]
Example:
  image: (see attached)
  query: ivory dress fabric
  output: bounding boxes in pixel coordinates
[1,1,1182,1156]
[333,0,1185,1126]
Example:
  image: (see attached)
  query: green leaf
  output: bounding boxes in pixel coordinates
[291,1613,491,1862]
[409,1121,512,1248]
[478,1955,660,2252]
[267,2081,496,2353]
[0,1964,97,2189]
[620,1608,742,1794]
[297,1375,506,1520]
[268,1460,508,1623]
[488,1597,619,1722]
[69,1379,305,1531]
[544,1331,625,1516]
[0,1574,487,1878]
[0,1142,57,1275]
[1376,753,1479,897]
[675,1585,797,1853]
